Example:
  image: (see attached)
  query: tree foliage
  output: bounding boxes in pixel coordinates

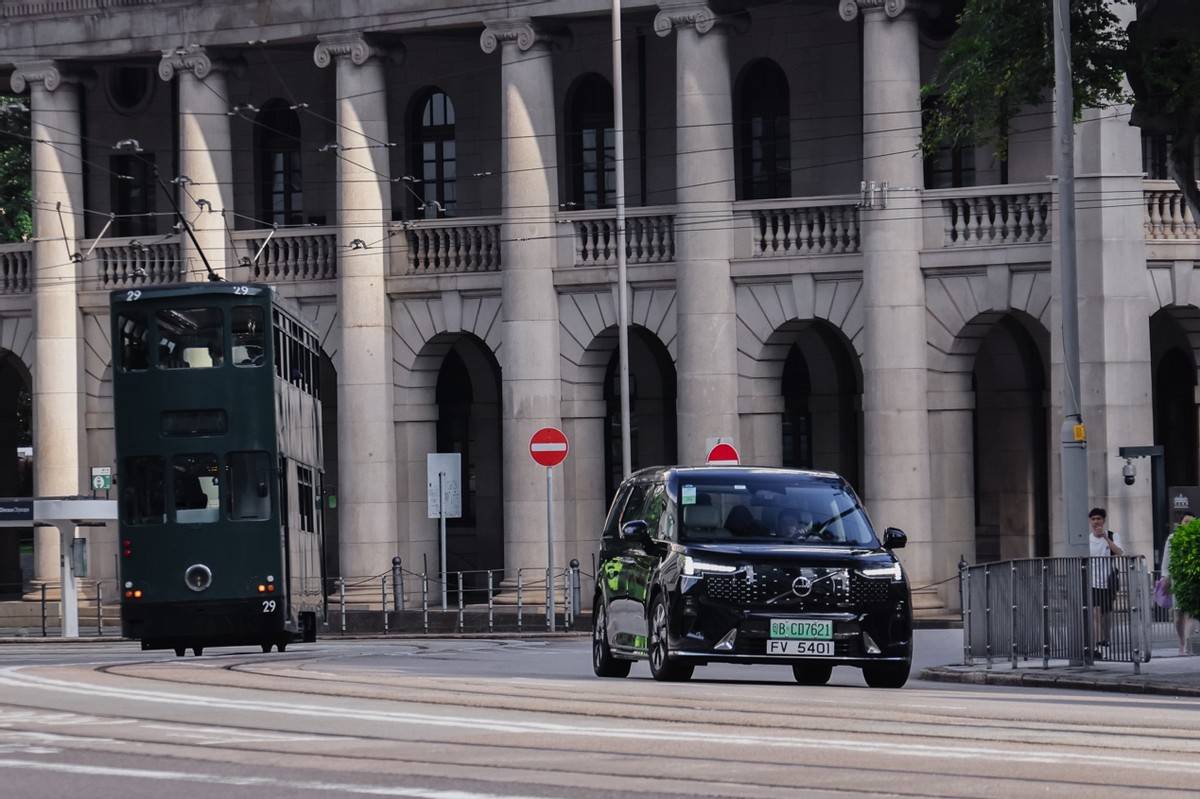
[1168,517,1200,619]
[0,95,32,244]
[923,0,1200,219]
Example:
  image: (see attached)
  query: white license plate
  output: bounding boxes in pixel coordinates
[767,639,835,657]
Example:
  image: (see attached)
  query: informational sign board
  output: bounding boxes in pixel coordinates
[529,427,569,468]
[0,499,33,524]
[91,466,112,492]
[426,453,462,519]
[1170,486,1200,525]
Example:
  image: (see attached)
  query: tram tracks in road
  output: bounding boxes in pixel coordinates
[89,648,1200,761]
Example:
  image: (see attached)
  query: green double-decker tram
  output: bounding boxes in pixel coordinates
[111,283,326,655]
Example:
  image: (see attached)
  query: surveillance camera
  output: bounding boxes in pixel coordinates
[1122,459,1136,486]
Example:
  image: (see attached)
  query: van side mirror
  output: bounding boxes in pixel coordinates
[883,527,907,550]
[621,520,650,543]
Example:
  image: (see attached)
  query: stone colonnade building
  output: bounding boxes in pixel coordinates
[0,0,1196,611]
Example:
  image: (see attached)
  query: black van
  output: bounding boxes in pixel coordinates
[592,466,912,687]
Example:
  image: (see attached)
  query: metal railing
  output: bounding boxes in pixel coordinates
[328,559,590,635]
[0,579,113,637]
[961,556,1152,672]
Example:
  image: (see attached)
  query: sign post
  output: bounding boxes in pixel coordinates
[90,466,112,498]
[529,427,569,632]
[426,453,462,611]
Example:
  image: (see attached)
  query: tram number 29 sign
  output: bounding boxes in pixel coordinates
[529,427,569,468]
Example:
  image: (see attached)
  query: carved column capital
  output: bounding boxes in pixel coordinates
[838,0,911,22]
[479,19,563,54]
[10,60,83,94]
[158,45,243,82]
[313,33,401,69]
[653,1,748,37]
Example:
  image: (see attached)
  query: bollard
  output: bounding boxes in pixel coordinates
[457,571,464,633]
[545,568,552,632]
[392,557,402,612]
[382,575,389,634]
[983,565,992,669]
[338,577,346,635]
[1010,562,1018,670]
[421,570,429,634]
[517,571,523,631]
[1041,561,1050,669]
[487,570,494,634]
[569,560,581,631]
[96,582,103,637]
[959,558,971,665]
[40,583,46,637]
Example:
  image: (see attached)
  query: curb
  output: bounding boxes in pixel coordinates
[919,665,1200,697]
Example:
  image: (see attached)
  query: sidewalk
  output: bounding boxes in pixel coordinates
[921,648,1200,697]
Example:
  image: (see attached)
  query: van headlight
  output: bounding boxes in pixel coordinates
[683,556,738,576]
[858,562,903,582]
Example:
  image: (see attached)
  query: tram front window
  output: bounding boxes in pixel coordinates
[122,456,165,524]
[117,313,150,371]
[232,307,265,367]
[229,451,272,520]
[157,308,224,369]
[173,454,220,524]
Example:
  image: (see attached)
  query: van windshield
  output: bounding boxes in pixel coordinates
[675,474,878,547]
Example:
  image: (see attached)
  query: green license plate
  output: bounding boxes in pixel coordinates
[770,619,833,640]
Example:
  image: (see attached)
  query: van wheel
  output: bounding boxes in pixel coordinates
[792,662,833,685]
[648,595,693,682]
[863,660,910,688]
[592,601,631,678]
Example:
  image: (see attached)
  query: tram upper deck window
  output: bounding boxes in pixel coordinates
[156,308,224,369]
[122,456,165,524]
[118,313,150,371]
[232,306,265,367]
[228,451,272,521]
[173,453,220,524]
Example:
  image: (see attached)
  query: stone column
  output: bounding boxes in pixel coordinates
[840,0,934,583]
[314,34,400,582]
[655,2,740,465]
[158,46,237,279]
[11,62,86,586]
[480,20,565,577]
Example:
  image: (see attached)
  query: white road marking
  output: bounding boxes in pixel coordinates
[1,666,1199,775]
[0,758,557,799]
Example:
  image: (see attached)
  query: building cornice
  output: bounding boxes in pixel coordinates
[653,1,748,37]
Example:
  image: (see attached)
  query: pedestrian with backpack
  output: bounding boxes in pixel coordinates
[1088,507,1124,652]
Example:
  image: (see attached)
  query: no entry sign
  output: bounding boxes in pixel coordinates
[529,427,569,468]
[706,441,740,466]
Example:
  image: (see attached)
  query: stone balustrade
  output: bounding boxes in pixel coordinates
[931,185,1051,247]
[232,226,338,282]
[560,207,676,267]
[401,217,502,274]
[1,0,156,18]
[736,198,861,257]
[82,234,182,287]
[0,242,32,294]
[1144,182,1199,240]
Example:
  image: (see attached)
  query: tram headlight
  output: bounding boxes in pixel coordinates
[185,563,213,592]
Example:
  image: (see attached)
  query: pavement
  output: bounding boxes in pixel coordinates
[922,647,1200,696]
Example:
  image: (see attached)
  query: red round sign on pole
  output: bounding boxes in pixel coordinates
[706,442,740,466]
[529,427,569,468]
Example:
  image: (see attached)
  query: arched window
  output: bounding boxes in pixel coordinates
[566,74,615,210]
[736,60,791,200]
[411,89,457,219]
[255,100,303,226]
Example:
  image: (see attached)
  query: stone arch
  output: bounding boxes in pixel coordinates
[392,293,502,406]
[0,317,34,377]
[1150,306,1200,488]
[558,287,676,406]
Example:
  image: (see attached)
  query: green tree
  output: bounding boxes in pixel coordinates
[923,0,1200,221]
[1167,517,1200,619]
[0,94,32,243]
